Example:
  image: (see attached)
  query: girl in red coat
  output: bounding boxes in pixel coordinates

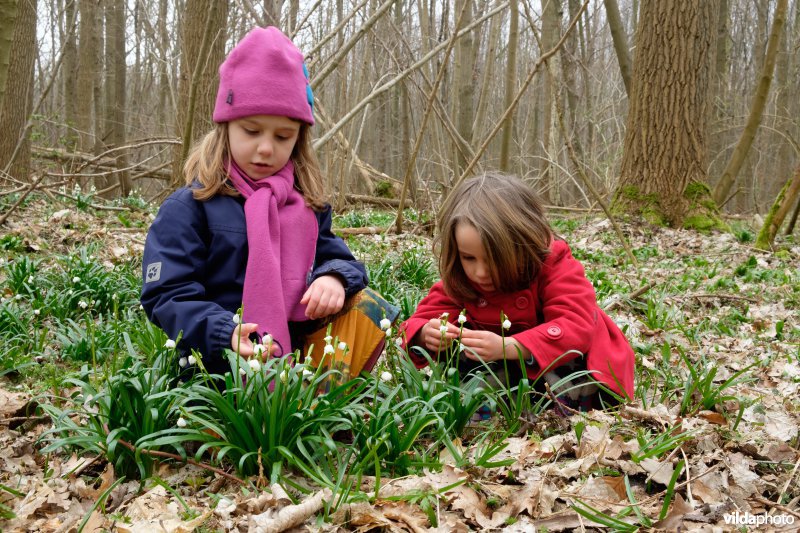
[401,173,634,410]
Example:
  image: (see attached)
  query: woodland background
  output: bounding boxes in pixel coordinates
[0,0,799,234]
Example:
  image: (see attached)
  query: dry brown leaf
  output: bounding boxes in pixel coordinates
[447,483,490,525]
[381,500,431,533]
[697,410,727,426]
[119,485,211,533]
[0,389,30,418]
[691,478,724,504]
[602,475,628,501]
[639,457,675,486]
[759,442,797,463]
[249,488,330,533]
[575,475,624,502]
[653,493,693,530]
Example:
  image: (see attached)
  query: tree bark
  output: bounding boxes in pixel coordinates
[101,0,129,197]
[0,0,35,181]
[453,0,476,176]
[755,162,800,249]
[76,0,100,152]
[0,0,18,109]
[712,0,788,205]
[498,0,518,170]
[63,0,78,150]
[603,0,632,97]
[613,0,718,227]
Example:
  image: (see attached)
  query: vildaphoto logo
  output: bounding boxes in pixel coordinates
[723,511,795,527]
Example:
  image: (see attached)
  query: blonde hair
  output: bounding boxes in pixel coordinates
[184,122,327,210]
[436,173,553,302]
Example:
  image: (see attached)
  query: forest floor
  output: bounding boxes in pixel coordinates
[0,195,798,532]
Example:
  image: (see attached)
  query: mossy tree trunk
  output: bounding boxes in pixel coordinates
[755,162,800,250]
[613,0,718,227]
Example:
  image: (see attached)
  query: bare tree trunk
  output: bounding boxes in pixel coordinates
[498,0,518,170]
[613,0,718,227]
[0,0,18,109]
[0,0,35,181]
[453,0,475,176]
[173,0,228,188]
[76,0,99,152]
[538,0,560,204]
[101,0,130,197]
[63,0,78,150]
[603,0,632,97]
[712,0,788,205]
[264,0,283,28]
[755,162,800,249]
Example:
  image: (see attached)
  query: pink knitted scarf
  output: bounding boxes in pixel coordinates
[227,160,318,356]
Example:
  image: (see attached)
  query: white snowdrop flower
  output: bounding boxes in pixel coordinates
[188,355,197,365]
[178,357,188,368]
[72,276,80,283]
[323,344,335,355]
[177,417,187,428]
[338,341,347,351]
[112,293,118,300]
[263,334,273,345]
[15,294,22,300]
[394,337,403,347]
[379,318,392,330]
[248,359,261,372]
[27,276,34,284]
[34,309,40,315]
[78,300,88,309]
[253,344,265,357]
[502,319,511,330]
[324,335,333,344]
[164,339,176,349]
[279,370,289,384]
[232,313,240,324]
[384,327,392,337]
[440,312,449,319]
[380,371,393,382]
[302,367,314,379]
[67,290,73,295]
[458,342,466,352]
[239,367,247,376]
[439,324,448,334]
[457,313,467,324]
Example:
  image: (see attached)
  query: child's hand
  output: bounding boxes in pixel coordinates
[231,323,278,359]
[418,318,460,352]
[301,275,345,319]
[460,329,529,362]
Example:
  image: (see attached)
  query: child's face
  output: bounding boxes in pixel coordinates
[455,222,496,292]
[228,115,301,180]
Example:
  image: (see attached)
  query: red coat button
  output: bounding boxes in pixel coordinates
[515,296,529,309]
[546,325,562,338]
[477,298,488,308]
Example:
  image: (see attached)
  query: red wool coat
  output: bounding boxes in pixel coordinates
[401,240,634,398]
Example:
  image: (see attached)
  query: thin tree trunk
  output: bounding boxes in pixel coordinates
[712,0,788,205]
[63,0,78,150]
[76,0,99,152]
[453,0,475,175]
[538,0,560,204]
[603,0,632,97]
[498,0,518,170]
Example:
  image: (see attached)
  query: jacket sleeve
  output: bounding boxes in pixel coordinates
[309,205,368,296]
[140,192,237,361]
[511,241,599,373]
[399,282,462,367]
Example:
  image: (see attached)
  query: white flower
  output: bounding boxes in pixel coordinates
[34,309,40,316]
[458,312,467,324]
[279,370,289,384]
[394,337,403,347]
[379,318,391,330]
[72,276,80,283]
[232,313,240,324]
[458,342,466,352]
[502,319,511,330]
[78,300,88,309]
[112,293,118,300]
[263,334,273,345]
[380,371,393,382]
[324,335,333,344]
[384,327,392,337]
[253,344,265,357]
[440,312,449,319]
[323,344,335,355]
[27,276,34,284]
[338,341,347,351]
[164,339,176,349]
[302,367,314,379]
[239,367,247,376]
[248,359,261,372]
[439,324,448,334]
[177,417,187,428]
[188,355,196,365]
[178,357,188,368]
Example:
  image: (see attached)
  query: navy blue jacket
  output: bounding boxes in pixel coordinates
[141,187,368,370]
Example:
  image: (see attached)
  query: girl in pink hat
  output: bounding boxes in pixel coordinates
[142,27,398,379]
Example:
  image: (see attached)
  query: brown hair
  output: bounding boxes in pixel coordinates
[184,122,327,210]
[436,173,553,302]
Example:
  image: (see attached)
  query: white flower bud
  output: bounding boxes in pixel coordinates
[178,357,188,368]
[458,313,467,324]
[379,318,391,330]
[188,355,196,365]
[502,319,511,330]
[164,339,176,349]
[337,341,347,351]
[248,359,261,372]
[324,344,335,355]
[380,371,393,382]
[72,276,80,283]
[177,417,187,428]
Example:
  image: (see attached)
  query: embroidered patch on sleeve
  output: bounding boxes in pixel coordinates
[145,262,162,283]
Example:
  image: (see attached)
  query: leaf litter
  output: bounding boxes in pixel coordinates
[0,200,798,531]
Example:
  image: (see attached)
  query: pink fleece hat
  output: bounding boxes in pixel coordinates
[213,27,314,125]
